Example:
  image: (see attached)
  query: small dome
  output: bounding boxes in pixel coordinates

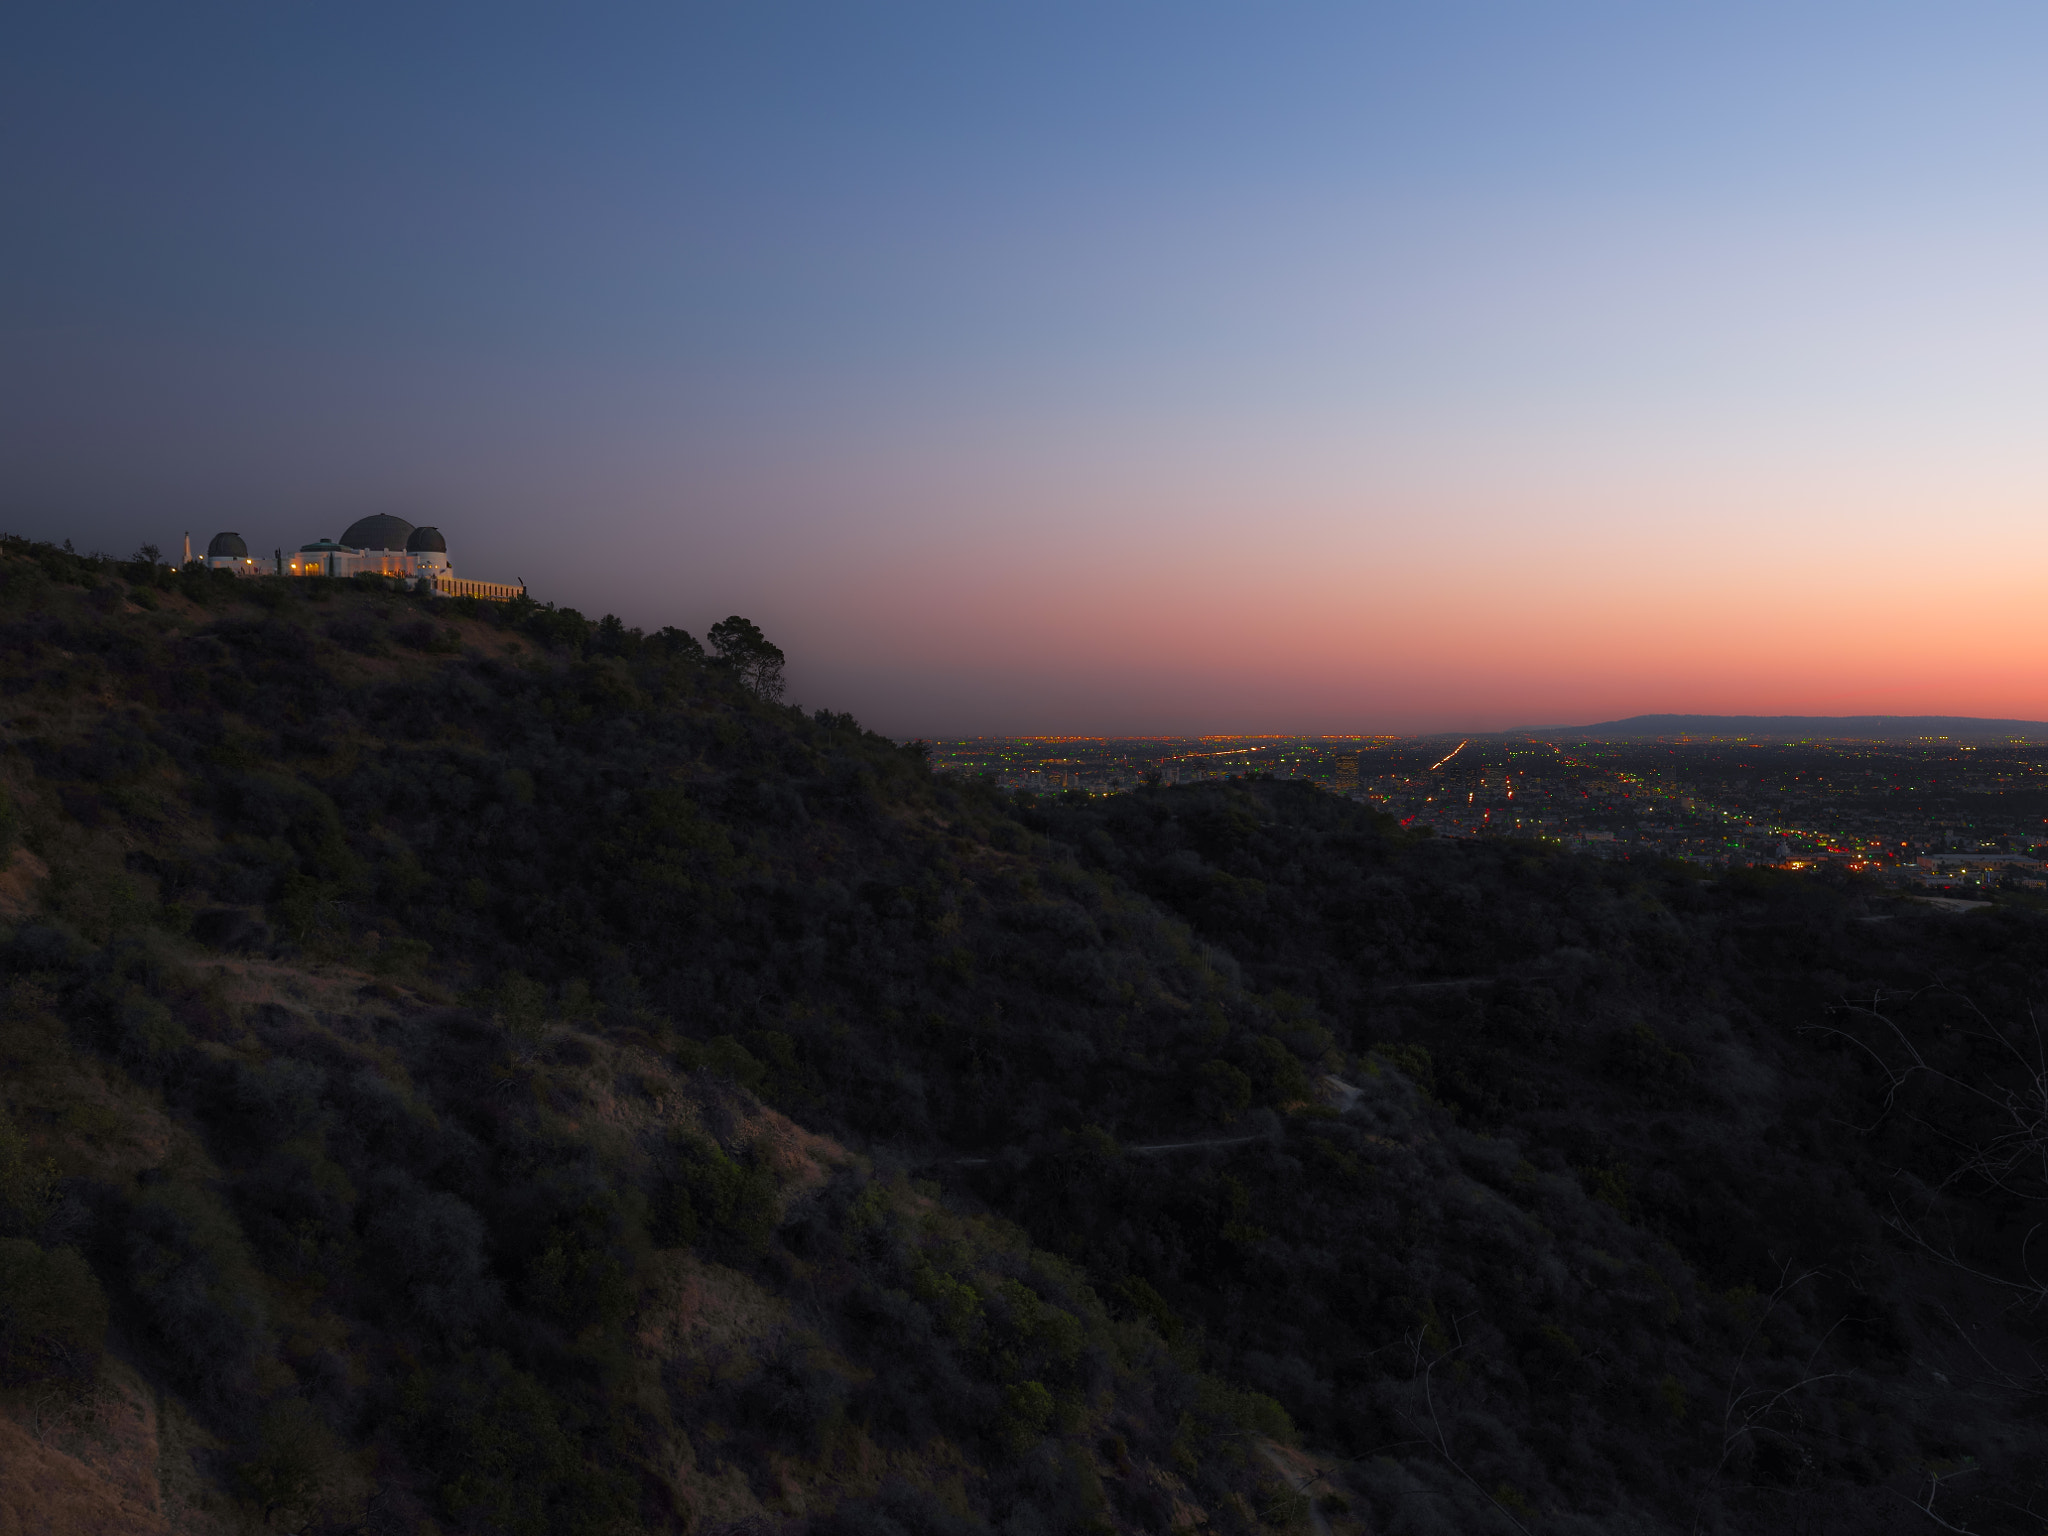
[406,525,447,554]
[206,531,249,558]
[339,514,416,551]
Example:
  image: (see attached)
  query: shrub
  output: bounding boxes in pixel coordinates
[410,1354,636,1536]
[234,1140,358,1270]
[395,618,461,654]
[998,1380,1054,1452]
[227,1056,329,1145]
[737,1331,852,1455]
[521,603,594,652]
[0,1106,56,1233]
[811,1480,990,1536]
[363,1173,500,1341]
[491,970,548,1044]
[1246,1035,1311,1103]
[125,1185,272,1405]
[1371,1041,1435,1097]
[108,985,191,1081]
[0,1239,108,1385]
[675,1034,764,1091]
[1194,1059,1253,1125]
[1606,1021,1694,1093]
[650,1132,777,1258]
[1109,1276,1183,1343]
[5,924,89,978]
[516,1175,644,1334]
[237,1397,357,1527]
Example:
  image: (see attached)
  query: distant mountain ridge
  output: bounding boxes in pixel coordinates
[1535,713,2048,740]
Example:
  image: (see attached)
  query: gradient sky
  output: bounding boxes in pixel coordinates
[4,3,2046,734]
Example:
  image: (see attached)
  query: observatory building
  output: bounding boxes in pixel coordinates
[286,515,449,581]
[200,516,523,601]
[201,531,263,574]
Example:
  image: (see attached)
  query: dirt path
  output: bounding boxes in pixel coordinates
[944,1133,1264,1167]
[945,1078,1369,1167]
[1127,1134,1264,1155]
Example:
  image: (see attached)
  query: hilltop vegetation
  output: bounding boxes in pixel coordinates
[0,534,2044,1535]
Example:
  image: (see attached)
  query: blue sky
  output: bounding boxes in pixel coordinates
[5,3,2045,731]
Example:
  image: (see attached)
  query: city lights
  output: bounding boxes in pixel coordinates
[921,734,2048,891]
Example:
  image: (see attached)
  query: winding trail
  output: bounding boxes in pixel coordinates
[1128,1134,1264,1156]
[943,1075,1368,1167]
[943,1134,1264,1168]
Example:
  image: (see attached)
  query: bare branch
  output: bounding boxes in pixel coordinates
[1897,1462,1981,1533]
[1823,990,2048,1310]
[1393,1328,1534,1535]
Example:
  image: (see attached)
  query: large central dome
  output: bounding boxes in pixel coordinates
[339,514,416,551]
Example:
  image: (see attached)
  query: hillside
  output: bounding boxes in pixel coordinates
[1543,713,2048,740]
[1,536,2044,1535]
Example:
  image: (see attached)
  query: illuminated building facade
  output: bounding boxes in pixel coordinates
[285,515,449,580]
[202,516,524,601]
[202,531,264,575]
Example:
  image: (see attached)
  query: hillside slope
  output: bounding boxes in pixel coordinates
[1,536,2044,1534]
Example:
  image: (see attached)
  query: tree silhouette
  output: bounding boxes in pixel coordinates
[707,614,786,702]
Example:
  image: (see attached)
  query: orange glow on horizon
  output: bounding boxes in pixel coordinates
[774,489,2048,732]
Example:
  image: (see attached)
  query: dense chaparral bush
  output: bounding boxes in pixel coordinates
[0,530,2042,1533]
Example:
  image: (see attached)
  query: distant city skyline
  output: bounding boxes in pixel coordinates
[6,3,2044,736]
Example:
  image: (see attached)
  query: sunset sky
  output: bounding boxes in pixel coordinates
[5,3,2045,734]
